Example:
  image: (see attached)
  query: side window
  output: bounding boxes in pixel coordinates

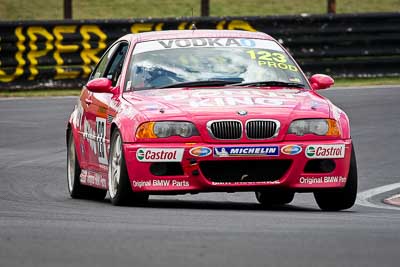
[104,43,129,86]
[89,44,119,80]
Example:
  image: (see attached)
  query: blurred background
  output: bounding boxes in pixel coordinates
[1,0,399,91]
[1,0,399,20]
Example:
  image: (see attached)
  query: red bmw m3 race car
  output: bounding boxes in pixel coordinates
[66,30,357,210]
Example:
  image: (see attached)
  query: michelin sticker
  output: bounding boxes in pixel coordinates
[214,146,279,157]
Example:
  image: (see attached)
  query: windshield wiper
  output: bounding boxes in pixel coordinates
[232,80,305,88]
[159,80,239,89]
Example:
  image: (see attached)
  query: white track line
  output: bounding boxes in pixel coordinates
[356,182,400,210]
[386,193,400,201]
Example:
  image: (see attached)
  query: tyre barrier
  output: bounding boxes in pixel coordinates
[0,12,399,89]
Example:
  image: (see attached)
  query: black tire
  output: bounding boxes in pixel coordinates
[314,144,358,211]
[67,130,107,200]
[255,190,295,206]
[108,129,149,206]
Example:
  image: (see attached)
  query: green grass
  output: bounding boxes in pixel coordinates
[1,0,399,20]
[1,1,398,96]
[334,77,400,87]
[0,89,81,97]
[1,77,399,97]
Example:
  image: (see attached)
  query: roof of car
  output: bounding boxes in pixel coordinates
[124,30,274,42]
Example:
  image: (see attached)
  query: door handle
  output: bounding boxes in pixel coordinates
[85,98,92,105]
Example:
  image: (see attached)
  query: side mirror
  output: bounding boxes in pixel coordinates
[309,74,334,90]
[86,78,113,93]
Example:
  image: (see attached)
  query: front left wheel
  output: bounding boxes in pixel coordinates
[108,129,149,206]
[313,144,358,211]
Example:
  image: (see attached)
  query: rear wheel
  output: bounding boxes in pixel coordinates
[314,144,358,211]
[108,129,149,206]
[67,130,107,200]
[255,190,295,206]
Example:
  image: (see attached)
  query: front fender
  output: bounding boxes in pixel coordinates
[66,100,86,166]
[330,104,351,139]
[110,102,149,143]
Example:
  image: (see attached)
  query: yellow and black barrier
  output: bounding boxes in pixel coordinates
[0,13,399,89]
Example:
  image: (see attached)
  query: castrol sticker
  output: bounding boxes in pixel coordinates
[305,144,345,159]
[136,148,184,162]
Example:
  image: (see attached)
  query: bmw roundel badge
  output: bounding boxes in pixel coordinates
[237,110,248,116]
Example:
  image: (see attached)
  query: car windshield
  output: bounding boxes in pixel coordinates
[125,38,308,91]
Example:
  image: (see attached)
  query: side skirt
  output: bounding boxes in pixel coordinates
[80,169,108,190]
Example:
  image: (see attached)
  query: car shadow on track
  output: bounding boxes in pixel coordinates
[99,198,321,212]
[75,197,357,212]
[72,196,359,212]
[146,199,319,212]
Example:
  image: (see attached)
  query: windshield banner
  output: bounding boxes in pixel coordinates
[133,38,283,54]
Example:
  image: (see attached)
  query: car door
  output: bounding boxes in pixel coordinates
[84,42,129,177]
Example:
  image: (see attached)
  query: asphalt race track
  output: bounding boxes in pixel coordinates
[1,87,399,267]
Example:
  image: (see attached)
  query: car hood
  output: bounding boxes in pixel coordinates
[123,87,330,120]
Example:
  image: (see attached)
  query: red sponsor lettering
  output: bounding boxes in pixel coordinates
[315,146,343,157]
[145,150,177,160]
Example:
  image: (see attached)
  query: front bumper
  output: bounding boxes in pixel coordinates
[123,139,352,193]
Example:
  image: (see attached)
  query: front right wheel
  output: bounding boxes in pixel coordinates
[108,129,149,206]
[313,144,358,211]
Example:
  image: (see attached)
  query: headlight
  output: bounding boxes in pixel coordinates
[136,121,199,138]
[287,119,340,136]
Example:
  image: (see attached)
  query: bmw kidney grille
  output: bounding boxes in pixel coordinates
[207,120,279,140]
